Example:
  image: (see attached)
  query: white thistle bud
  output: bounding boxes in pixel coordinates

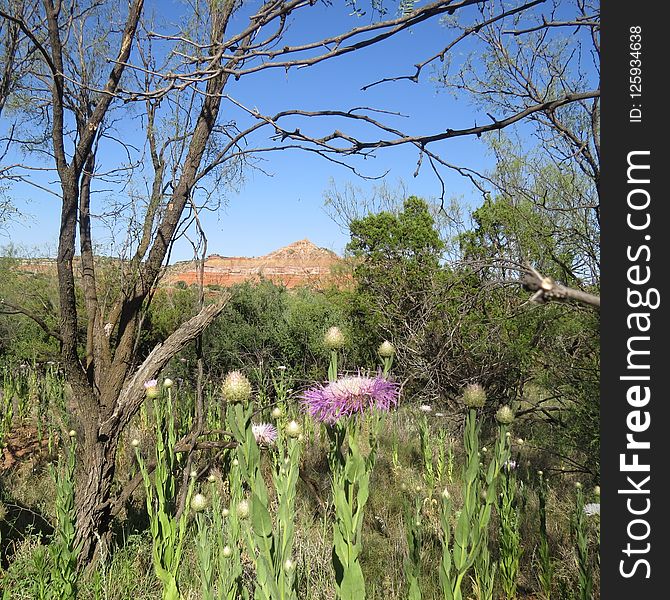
[222,508,230,517]
[131,438,140,448]
[271,406,282,419]
[222,545,232,558]
[190,493,208,512]
[163,378,173,389]
[442,488,451,500]
[324,326,345,350]
[495,405,515,425]
[284,559,294,571]
[286,420,301,438]
[221,371,252,404]
[462,383,486,408]
[68,430,77,438]
[594,485,601,497]
[378,340,395,358]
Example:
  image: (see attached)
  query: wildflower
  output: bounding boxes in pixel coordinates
[441,488,451,500]
[286,420,302,438]
[302,375,399,424]
[222,371,252,404]
[252,422,278,446]
[583,503,600,516]
[537,470,544,477]
[232,458,239,467]
[481,446,488,454]
[190,470,198,479]
[236,499,250,519]
[68,429,77,438]
[575,481,582,489]
[144,379,160,399]
[163,378,173,389]
[222,508,230,517]
[503,459,517,471]
[419,404,432,413]
[462,383,486,408]
[131,438,140,448]
[594,485,601,497]
[495,405,515,425]
[190,493,208,512]
[378,340,395,358]
[271,406,283,419]
[207,474,217,483]
[515,438,524,446]
[324,326,345,350]
[222,545,233,558]
[284,559,294,571]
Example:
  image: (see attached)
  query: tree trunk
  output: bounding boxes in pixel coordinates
[74,434,119,564]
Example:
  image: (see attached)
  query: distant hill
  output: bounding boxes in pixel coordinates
[12,239,347,289]
[163,239,344,288]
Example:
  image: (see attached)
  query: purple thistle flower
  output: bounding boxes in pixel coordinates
[301,375,400,424]
[252,422,278,446]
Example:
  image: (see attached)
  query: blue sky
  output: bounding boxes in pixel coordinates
[2,1,495,262]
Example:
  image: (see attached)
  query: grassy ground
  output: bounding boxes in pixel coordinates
[0,397,599,599]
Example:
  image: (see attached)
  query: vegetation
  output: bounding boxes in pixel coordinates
[0,0,599,597]
[0,191,600,597]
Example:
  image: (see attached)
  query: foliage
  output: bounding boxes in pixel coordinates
[135,385,195,600]
[48,435,80,599]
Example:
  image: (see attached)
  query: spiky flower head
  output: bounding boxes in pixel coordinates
[378,340,395,358]
[190,493,208,512]
[495,405,515,425]
[462,383,486,408]
[286,420,302,438]
[144,379,160,399]
[252,422,278,446]
[163,378,173,389]
[271,406,283,419]
[302,375,400,423]
[323,326,345,350]
[131,438,140,448]
[222,371,252,404]
[222,545,233,558]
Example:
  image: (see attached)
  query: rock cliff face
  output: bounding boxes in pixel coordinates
[163,239,343,288]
